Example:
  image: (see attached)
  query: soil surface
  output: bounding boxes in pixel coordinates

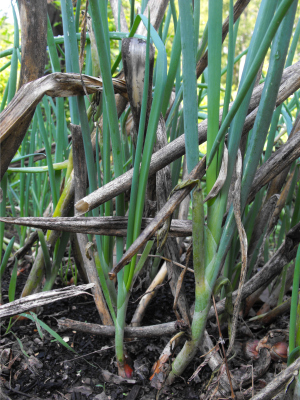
[0,257,290,400]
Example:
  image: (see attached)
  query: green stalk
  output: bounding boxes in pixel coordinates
[47,16,65,167]
[162,5,172,44]
[206,0,223,245]
[168,181,208,382]
[102,101,113,268]
[60,0,80,125]
[178,0,198,174]
[7,3,19,104]
[43,231,71,291]
[221,0,235,124]
[220,48,248,77]
[8,258,18,303]
[130,0,135,28]
[165,85,183,130]
[115,290,130,371]
[286,16,300,67]
[161,20,181,117]
[0,236,15,282]
[36,105,58,209]
[193,0,200,51]
[0,61,11,73]
[133,240,154,279]
[0,82,9,111]
[171,114,184,188]
[19,133,28,245]
[170,0,177,30]
[24,116,38,221]
[94,251,117,323]
[75,0,81,33]
[196,22,208,62]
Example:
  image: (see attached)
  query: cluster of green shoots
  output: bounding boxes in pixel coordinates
[1,0,300,387]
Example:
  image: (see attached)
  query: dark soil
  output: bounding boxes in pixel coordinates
[0,257,290,400]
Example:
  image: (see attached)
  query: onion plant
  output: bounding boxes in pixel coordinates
[1,0,300,390]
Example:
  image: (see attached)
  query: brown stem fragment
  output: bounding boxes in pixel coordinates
[58,318,183,338]
[0,284,94,319]
[0,216,193,238]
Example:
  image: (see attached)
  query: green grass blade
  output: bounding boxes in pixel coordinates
[130,0,135,28]
[0,236,15,280]
[36,105,58,208]
[43,231,71,291]
[0,61,11,73]
[7,3,19,104]
[178,0,198,173]
[206,0,223,247]
[194,0,200,51]
[47,16,65,165]
[75,0,81,33]
[133,240,154,278]
[8,258,18,302]
[285,16,300,66]
[61,0,80,125]
[161,20,181,117]
[20,312,77,353]
[221,0,235,123]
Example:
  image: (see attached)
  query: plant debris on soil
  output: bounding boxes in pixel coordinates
[0,258,291,400]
